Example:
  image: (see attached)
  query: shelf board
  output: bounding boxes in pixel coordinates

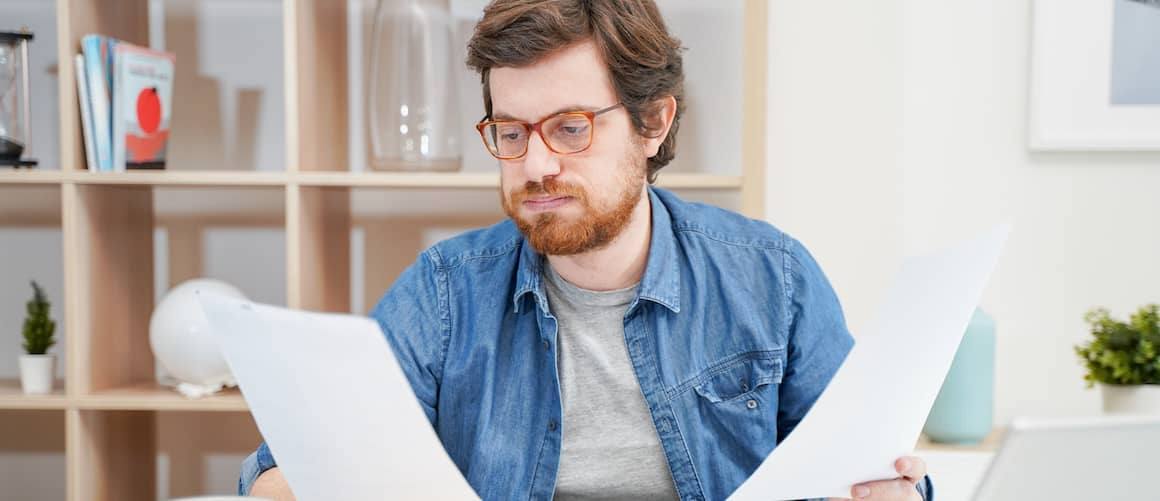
[0,169,67,184]
[0,379,69,410]
[77,382,249,412]
[0,169,743,190]
[298,171,499,188]
[66,170,290,187]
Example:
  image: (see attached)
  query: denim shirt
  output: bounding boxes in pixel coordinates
[239,187,932,501]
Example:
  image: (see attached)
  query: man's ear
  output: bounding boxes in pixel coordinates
[641,95,677,159]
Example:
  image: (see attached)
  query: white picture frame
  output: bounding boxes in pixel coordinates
[1029,0,1160,151]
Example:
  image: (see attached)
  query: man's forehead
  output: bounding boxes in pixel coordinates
[487,40,616,121]
[491,104,604,122]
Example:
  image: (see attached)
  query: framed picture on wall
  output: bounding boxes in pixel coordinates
[1029,0,1160,150]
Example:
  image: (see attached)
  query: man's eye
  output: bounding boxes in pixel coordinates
[497,128,525,142]
[559,124,589,136]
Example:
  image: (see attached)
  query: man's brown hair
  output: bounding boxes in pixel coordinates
[466,0,685,183]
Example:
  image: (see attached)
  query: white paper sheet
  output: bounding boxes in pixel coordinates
[198,294,481,501]
[728,225,1009,501]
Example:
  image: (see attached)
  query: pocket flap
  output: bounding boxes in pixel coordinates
[693,351,784,403]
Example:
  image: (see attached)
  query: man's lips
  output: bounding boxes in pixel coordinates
[522,195,573,211]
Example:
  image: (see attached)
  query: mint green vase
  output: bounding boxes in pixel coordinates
[923,308,995,445]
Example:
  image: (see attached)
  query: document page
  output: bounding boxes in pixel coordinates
[728,225,1009,500]
[200,294,481,501]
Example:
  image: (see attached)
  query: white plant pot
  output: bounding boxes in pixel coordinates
[1100,383,1160,415]
[19,354,55,395]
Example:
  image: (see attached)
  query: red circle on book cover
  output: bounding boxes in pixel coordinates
[137,87,162,134]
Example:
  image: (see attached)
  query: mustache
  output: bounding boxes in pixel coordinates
[511,178,586,201]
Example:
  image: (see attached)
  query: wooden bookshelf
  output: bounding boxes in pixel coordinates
[0,1,769,499]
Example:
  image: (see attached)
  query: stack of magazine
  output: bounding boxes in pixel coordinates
[75,35,175,171]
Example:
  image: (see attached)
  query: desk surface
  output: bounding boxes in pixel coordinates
[915,450,994,501]
[912,428,1004,501]
[915,428,1005,452]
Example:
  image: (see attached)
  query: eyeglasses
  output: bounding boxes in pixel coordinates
[475,103,623,160]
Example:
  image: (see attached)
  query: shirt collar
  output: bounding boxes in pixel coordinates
[511,186,682,315]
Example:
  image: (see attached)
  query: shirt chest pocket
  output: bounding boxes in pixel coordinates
[692,350,784,404]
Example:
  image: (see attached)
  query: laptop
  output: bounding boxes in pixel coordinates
[971,414,1160,500]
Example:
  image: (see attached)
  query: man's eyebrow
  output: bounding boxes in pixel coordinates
[492,105,600,122]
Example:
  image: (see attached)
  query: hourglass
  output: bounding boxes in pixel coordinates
[0,29,37,168]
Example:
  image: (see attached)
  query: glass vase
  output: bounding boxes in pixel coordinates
[923,308,996,445]
[368,0,461,171]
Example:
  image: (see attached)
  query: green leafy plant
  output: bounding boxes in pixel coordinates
[1075,304,1160,387]
[22,281,56,356]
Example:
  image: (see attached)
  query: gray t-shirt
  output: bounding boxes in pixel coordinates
[544,264,680,501]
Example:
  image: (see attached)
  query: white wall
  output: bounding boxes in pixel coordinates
[767,0,1160,424]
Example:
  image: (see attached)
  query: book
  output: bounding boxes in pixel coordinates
[74,54,96,172]
[111,42,175,170]
[80,35,116,171]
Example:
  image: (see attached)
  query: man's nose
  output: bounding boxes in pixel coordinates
[520,131,562,183]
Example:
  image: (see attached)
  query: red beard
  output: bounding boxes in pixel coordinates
[502,175,643,256]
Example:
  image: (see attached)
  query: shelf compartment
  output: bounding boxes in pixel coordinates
[157,411,263,497]
[1,185,67,406]
[68,409,156,501]
[68,184,287,400]
[0,410,67,500]
[0,184,62,225]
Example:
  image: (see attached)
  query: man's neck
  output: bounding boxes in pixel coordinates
[546,189,652,292]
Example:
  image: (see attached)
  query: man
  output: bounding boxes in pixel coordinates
[241,1,933,500]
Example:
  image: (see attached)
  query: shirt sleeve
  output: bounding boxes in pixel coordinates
[368,249,451,424]
[236,249,450,494]
[237,441,277,495]
[776,238,856,443]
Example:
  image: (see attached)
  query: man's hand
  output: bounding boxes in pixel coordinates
[828,456,926,501]
[250,467,296,501]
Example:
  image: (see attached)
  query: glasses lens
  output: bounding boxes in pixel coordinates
[543,113,593,154]
[483,122,528,158]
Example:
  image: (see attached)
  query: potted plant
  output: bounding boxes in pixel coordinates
[19,281,56,394]
[1075,304,1160,414]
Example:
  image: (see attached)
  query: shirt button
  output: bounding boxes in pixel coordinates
[542,339,550,350]
[746,399,759,409]
[548,420,558,431]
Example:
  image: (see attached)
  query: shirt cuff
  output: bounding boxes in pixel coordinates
[237,442,278,495]
[917,474,934,500]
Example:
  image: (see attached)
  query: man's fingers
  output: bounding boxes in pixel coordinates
[895,455,927,483]
[850,478,919,500]
[846,457,926,500]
